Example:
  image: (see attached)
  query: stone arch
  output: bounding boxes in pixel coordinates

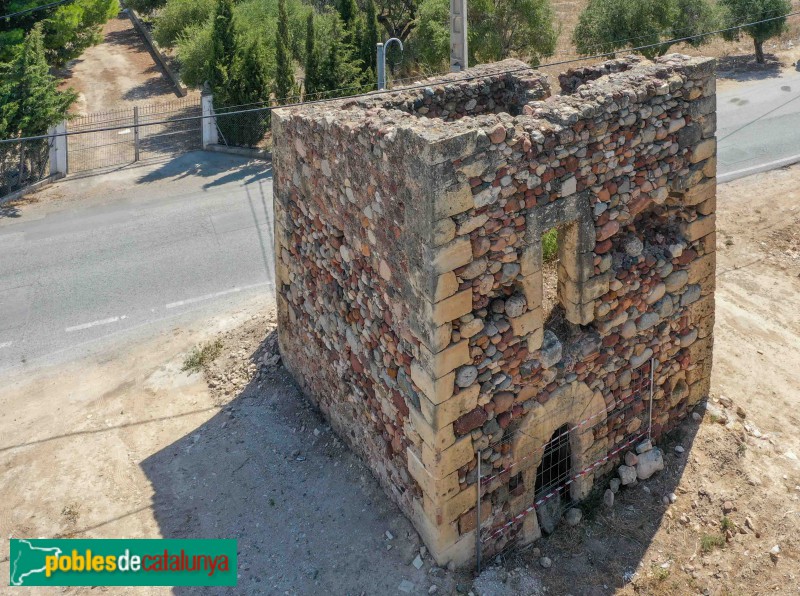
[510,381,608,544]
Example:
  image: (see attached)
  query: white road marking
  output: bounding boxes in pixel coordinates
[65,315,127,333]
[165,282,272,310]
[0,341,12,349]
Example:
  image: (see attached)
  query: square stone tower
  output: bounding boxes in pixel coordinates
[272,55,716,566]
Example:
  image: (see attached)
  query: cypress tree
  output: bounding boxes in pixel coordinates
[336,0,359,30]
[304,13,320,99]
[227,39,272,146]
[0,23,76,137]
[361,0,379,72]
[319,19,364,99]
[274,0,295,103]
[209,0,236,93]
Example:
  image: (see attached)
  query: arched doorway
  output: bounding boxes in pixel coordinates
[511,382,608,544]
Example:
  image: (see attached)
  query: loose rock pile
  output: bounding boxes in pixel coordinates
[272,54,716,567]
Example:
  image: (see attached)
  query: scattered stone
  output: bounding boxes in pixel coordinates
[604,489,615,508]
[618,465,637,485]
[565,508,582,526]
[636,439,653,454]
[537,496,562,534]
[609,478,621,493]
[399,580,415,593]
[674,445,685,454]
[539,557,552,569]
[636,448,664,480]
[624,451,639,466]
[412,554,424,570]
[722,501,735,514]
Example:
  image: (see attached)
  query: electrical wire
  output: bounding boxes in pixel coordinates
[0,0,73,20]
[2,9,799,145]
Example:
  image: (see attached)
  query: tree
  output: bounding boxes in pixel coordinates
[719,0,790,64]
[410,0,556,70]
[470,0,557,64]
[304,12,321,98]
[0,0,118,66]
[0,24,76,138]
[208,0,236,90]
[0,24,77,186]
[225,38,273,146]
[573,0,716,59]
[319,20,364,98]
[336,0,359,30]
[360,0,380,73]
[126,0,168,15]
[375,0,417,43]
[153,0,216,48]
[275,0,295,102]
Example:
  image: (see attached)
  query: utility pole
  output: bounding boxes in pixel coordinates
[450,0,468,72]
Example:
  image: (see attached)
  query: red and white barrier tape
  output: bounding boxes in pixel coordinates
[480,432,646,543]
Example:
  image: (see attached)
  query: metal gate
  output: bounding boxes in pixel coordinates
[66,98,201,173]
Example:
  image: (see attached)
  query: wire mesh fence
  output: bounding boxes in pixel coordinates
[214,106,272,151]
[0,138,51,197]
[475,361,653,569]
[66,98,201,173]
[137,98,201,162]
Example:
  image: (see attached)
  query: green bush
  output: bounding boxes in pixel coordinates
[153,0,216,47]
[542,228,559,263]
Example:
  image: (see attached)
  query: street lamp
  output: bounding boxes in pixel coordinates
[376,38,404,91]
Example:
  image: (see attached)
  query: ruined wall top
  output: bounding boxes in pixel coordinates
[276,54,715,148]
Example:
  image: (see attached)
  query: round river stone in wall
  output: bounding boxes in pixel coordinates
[455,365,478,388]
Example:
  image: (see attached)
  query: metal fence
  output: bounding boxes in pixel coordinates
[66,97,201,173]
[476,360,654,569]
[214,105,272,151]
[0,138,51,198]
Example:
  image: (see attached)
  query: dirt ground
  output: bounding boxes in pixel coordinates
[1,164,799,595]
[58,13,187,115]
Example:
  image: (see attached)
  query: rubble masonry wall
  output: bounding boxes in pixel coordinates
[272,55,716,566]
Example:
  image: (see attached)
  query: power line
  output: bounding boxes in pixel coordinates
[0,0,73,20]
[2,9,799,145]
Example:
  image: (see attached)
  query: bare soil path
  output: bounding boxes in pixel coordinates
[59,13,186,115]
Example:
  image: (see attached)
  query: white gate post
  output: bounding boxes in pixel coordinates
[201,91,218,148]
[48,121,68,176]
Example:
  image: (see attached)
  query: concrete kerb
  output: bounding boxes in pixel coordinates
[0,173,64,205]
[204,144,272,161]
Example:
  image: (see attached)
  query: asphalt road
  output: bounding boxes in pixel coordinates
[717,67,800,181]
[0,152,275,374]
[1,72,798,373]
